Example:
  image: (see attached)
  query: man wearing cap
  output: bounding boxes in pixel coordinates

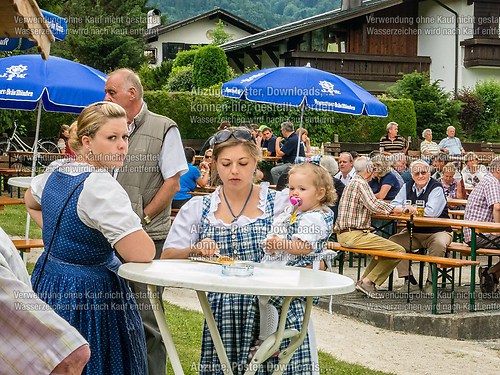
[260,125,278,156]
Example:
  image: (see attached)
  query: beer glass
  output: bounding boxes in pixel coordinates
[416,200,425,217]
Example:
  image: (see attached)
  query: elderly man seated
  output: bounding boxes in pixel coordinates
[335,152,356,186]
[389,160,452,293]
[335,157,406,299]
[0,227,90,374]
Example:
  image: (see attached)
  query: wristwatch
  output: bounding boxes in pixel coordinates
[143,215,152,225]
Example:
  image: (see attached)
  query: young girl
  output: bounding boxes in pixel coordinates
[254,162,336,359]
[57,123,77,157]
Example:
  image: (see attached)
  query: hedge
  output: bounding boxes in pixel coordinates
[1,92,416,146]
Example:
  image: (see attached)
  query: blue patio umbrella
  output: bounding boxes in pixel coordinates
[0,54,107,172]
[0,54,106,239]
[221,64,388,158]
[0,10,67,52]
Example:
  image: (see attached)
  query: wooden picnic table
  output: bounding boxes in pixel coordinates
[447,198,467,207]
[372,213,500,311]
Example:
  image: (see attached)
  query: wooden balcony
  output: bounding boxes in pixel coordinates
[282,51,431,82]
[461,38,500,68]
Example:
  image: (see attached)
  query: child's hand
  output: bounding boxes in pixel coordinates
[193,238,219,256]
[264,235,285,254]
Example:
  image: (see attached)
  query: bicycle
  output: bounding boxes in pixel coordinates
[0,120,60,156]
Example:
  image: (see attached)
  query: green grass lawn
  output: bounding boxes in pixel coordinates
[164,302,393,374]
[0,203,41,238]
[3,202,392,375]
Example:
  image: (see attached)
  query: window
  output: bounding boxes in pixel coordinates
[162,43,191,61]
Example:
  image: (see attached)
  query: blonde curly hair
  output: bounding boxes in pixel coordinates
[289,162,337,206]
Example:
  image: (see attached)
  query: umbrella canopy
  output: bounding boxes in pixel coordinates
[221,65,387,117]
[0,54,107,114]
[0,9,67,52]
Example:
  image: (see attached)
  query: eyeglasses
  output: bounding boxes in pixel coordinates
[412,171,428,176]
[205,155,212,159]
[213,128,255,145]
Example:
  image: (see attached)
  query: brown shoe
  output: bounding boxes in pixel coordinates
[355,280,384,299]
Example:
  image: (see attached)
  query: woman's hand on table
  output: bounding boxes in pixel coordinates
[193,238,219,256]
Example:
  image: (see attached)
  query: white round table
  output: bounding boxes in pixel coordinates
[119,259,354,375]
[7,176,33,189]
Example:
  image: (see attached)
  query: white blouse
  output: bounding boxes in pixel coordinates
[164,183,289,250]
[461,164,488,190]
[30,160,142,247]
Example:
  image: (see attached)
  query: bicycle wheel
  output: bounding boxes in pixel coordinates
[0,141,17,156]
[38,141,60,154]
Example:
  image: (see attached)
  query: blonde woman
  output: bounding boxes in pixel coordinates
[25,102,155,375]
[162,127,319,374]
[369,155,401,200]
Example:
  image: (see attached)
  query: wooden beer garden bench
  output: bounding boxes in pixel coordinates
[326,241,479,314]
[370,213,500,312]
[12,238,44,262]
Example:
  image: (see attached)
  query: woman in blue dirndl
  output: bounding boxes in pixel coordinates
[162,127,319,374]
[25,102,155,374]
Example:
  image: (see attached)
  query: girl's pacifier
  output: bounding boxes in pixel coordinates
[290,196,302,207]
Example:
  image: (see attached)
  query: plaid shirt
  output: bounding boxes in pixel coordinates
[464,173,500,243]
[335,175,395,232]
[0,229,87,374]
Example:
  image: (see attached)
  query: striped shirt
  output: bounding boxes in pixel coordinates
[0,228,87,374]
[420,140,440,160]
[379,134,408,154]
[334,175,395,232]
[464,173,500,243]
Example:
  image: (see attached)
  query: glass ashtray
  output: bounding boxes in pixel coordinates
[221,264,254,277]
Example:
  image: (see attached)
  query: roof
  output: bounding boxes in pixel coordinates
[221,0,403,52]
[0,0,54,59]
[145,7,264,41]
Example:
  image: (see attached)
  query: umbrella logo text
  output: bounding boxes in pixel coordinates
[241,72,265,83]
[0,64,28,81]
[319,80,341,96]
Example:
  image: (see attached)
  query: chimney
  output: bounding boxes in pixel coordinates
[147,9,161,29]
[342,0,363,11]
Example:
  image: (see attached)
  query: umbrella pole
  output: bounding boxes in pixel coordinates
[30,102,42,177]
[295,102,305,162]
[25,102,42,241]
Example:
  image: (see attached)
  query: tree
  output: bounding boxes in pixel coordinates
[455,88,484,140]
[210,20,234,45]
[386,72,462,141]
[474,80,500,141]
[54,0,148,72]
[192,45,229,89]
[138,60,173,90]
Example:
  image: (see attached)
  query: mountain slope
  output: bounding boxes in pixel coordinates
[148,0,342,29]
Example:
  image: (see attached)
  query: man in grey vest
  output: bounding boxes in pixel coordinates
[105,69,187,375]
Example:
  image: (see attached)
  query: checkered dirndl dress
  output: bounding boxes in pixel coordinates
[198,188,316,374]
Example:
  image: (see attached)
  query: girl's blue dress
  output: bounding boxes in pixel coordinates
[31,171,147,375]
